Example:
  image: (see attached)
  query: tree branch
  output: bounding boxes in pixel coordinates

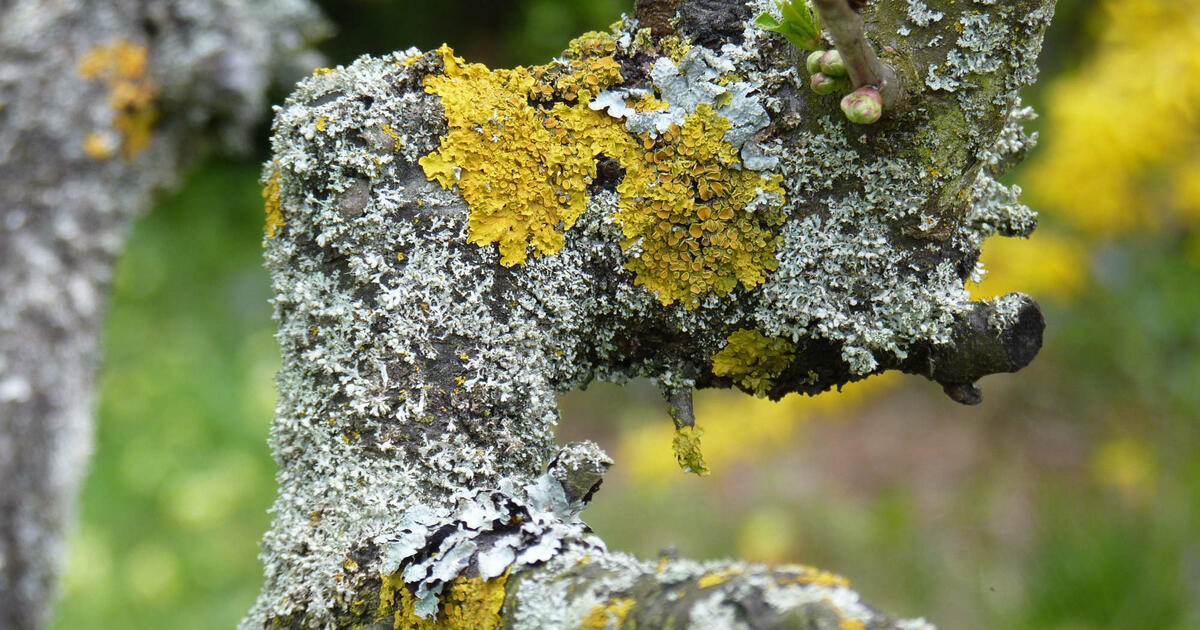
[247,0,1056,627]
[0,2,325,627]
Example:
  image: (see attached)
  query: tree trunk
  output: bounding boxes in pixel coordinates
[248,0,1054,627]
[0,2,325,627]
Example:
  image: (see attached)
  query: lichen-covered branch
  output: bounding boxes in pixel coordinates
[0,2,325,627]
[249,0,1053,627]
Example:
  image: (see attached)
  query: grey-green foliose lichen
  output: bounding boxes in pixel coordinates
[246,1,1052,626]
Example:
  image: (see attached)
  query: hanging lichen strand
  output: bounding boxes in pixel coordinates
[419,33,786,308]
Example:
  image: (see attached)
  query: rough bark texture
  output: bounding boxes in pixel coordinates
[0,2,325,628]
[249,0,1054,628]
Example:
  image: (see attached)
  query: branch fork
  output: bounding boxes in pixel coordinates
[812,0,902,109]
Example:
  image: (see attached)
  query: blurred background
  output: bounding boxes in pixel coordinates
[51,0,1200,628]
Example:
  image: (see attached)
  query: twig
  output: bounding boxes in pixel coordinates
[811,0,902,109]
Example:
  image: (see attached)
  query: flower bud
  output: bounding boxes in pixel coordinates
[819,50,846,77]
[806,50,825,74]
[840,86,883,124]
[810,72,843,95]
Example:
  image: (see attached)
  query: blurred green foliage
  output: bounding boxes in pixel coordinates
[52,1,1200,629]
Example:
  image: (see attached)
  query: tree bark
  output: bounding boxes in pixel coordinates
[0,2,325,627]
[250,0,1054,627]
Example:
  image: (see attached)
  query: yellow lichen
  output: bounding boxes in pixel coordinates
[78,40,158,160]
[672,425,710,476]
[316,116,328,133]
[381,123,403,151]
[615,104,786,307]
[419,38,785,305]
[82,131,116,160]
[581,597,636,630]
[697,567,742,589]
[710,329,795,397]
[657,35,694,62]
[379,572,508,630]
[419,41,631,265]
[263,170,285,238]
[778,565,851,588]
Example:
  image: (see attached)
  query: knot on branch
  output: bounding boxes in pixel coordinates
[923,293,1045,405]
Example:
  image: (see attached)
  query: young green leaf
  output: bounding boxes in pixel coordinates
[755,0,823,50]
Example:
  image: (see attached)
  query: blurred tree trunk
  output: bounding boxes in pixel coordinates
[248,0,1053,628]
[0,2,325,627]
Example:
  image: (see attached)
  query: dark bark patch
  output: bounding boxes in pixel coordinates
[678,0,752,49]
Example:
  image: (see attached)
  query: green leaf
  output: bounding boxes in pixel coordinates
[755,1,823,51]
[754,13,782,29]
[777,0,809,27]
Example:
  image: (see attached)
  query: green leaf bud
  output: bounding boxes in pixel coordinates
[819,50,846,77]
[810,73,848,95]
[806,50,825,74]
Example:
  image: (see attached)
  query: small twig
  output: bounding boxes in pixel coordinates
[811,0,902,109]
[664,385,695,429]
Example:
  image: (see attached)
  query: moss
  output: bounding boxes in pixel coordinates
[710,329,795,397]
[77,40,158,160]
[581,596,636,630]
[671,425,710,477]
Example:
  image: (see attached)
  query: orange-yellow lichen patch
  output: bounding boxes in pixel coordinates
[581,596,636,630]
[419,38,785,305]
[379,571,508,630]
[82,131,116,160]
[840,618,866,630]
[78,40,158,160]
[263,170,285,238]
[420,41,632,265]
[616,104,785,307]
[381,123,403,151]
[778,565,851,588]
[672,424,711,476]
[658,34,695,62]
[711,329,795,397]
[697,567,742,589]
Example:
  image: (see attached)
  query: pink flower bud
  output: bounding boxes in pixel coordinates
[840,86,883,124]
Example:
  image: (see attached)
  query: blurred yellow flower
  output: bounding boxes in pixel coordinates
[1025,0,1200,236]
[969,232,1088,301]
[736,507,798,564]
[619,375,895,483]
[1092,436,1157,506]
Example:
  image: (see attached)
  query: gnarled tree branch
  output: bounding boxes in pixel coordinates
[246,0,1054,627]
